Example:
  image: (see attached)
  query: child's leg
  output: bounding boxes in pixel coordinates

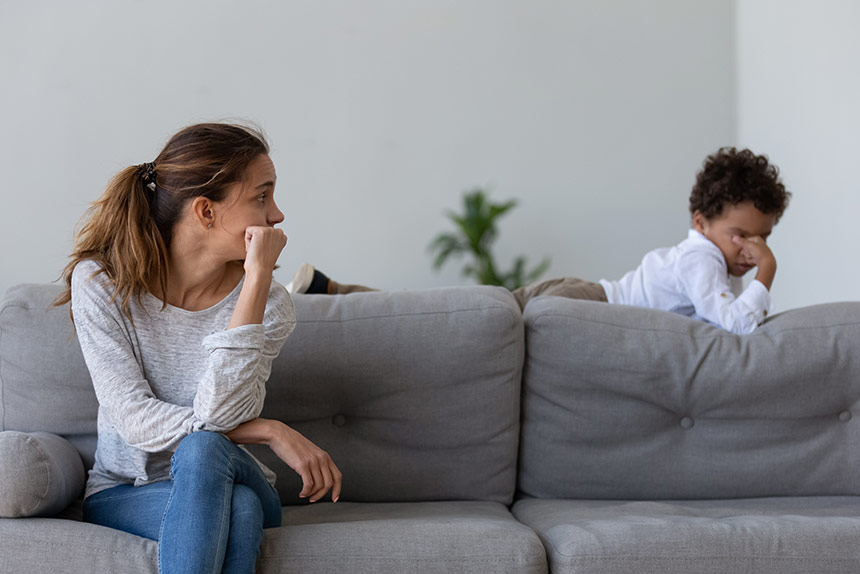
[288,263,377,294]
[512,277,606,311]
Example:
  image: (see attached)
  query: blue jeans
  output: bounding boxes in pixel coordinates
[84,432,282,574]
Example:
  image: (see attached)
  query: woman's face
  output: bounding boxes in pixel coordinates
[214,154,284,261]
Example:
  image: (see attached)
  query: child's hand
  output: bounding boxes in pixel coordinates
[731,235,776,290]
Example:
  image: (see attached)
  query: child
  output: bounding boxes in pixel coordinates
[291,147,791,335]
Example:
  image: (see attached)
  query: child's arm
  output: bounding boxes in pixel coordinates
[676,250,771,334]
[731,235,777,290]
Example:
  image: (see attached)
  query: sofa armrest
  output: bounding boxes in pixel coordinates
[0,431,85,518]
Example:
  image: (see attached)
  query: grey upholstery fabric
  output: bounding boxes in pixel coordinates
[248,287,524,505]
[0,431,85,517]
[0,284,98,471]
[261,501,546,573]
[518,296,860,500]
[0,502,546,574]
[0,516,158,573]
[512,497,860,574]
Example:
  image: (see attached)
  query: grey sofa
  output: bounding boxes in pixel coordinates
[2,282,860,573]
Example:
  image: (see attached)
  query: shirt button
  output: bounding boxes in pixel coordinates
[763,310,768,317]
[332,414,347,427]
[680,417,694,430]
[720,293,727,298]
[839,411,852,423]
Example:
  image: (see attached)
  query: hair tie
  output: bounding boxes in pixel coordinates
[136,162,157,185]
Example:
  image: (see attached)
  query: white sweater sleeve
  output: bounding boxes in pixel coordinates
[675,249,771,335]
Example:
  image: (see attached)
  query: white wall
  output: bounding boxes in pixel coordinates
[737,0,860,311]
[0,1,735,298]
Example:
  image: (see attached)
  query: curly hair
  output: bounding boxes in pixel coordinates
[689,147,791,223]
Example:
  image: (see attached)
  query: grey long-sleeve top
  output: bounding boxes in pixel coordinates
[71,260,295,499]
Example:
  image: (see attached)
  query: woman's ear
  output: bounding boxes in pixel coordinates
[190,196,215,230]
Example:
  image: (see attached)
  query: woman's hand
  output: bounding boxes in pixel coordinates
[243,226,287,277]
[226,418,342,503]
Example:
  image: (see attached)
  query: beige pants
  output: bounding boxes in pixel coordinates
[330,281,376,295]
[511,277,607,311]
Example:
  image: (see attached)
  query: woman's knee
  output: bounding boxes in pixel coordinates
[230,485,264,532]
[172,431,232,471]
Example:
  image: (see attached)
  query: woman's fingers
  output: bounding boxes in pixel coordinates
[309,460,336,503]
[330,461,343,503]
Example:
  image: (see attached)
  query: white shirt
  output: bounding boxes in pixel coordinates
[599,229,771,334]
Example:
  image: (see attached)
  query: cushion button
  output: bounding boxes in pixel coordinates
[680,417,694,430]
[332,414,347,427]
[839,411,852,423]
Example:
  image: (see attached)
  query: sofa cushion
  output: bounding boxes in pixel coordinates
[0,431,85,517]
[265,501,546,573]
[0,501,546,574]
[512,497,860,574]
[250,286,524,505]
[0,516,158,573]
[0,284,99,437]
[518,297,860,500]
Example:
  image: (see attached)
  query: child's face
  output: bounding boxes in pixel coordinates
[692,201,776,277]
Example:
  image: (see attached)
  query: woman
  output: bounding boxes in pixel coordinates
[55,123,341,573]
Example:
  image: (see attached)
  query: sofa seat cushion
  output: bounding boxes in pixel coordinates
[2,501,547,574]
[0,516,158,573]
[512,497,860,574]
[264,501,547,573]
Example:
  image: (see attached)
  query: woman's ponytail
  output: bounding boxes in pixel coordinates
[55,163,169,319]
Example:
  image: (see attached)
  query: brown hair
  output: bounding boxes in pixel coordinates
[54,122,269,319]
[689,147,791,223]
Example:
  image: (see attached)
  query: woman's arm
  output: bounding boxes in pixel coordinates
[193,226,295,428]
[226,418,342,503]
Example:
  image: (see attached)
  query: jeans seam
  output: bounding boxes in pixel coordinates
[157,483,176,574]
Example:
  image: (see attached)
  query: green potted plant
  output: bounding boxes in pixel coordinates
[429,188,550,290]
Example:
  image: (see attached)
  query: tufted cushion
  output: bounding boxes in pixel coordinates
[518,296,860,500]
[0,431,85,517]
[249,286,524,505]
[0,284,99,436]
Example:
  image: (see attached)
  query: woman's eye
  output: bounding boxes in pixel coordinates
[257,194,266,204]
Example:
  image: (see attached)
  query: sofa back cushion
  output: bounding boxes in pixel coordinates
[518,296,860,500]
[0,284,98,468]
[1,283,524,505]
[252,287,524,505]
